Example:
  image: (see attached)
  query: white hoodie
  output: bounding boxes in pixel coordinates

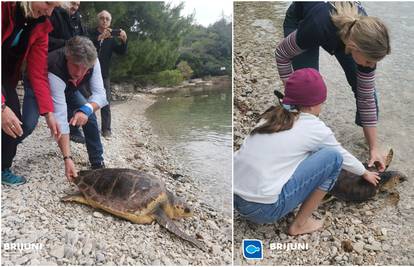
[234,113,365,204]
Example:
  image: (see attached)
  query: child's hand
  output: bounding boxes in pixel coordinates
[362,170,381,186]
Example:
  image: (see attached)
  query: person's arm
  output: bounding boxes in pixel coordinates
[275,30,304,84]
[27,24,61,139]
[49,73,77,181]
[112,36,128,55]
[87,59,109,110]
[316,124,381,185]
[356,67,385,171]
[57,134,78,181]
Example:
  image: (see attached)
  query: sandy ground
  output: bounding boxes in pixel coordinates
[233,2,413,265]
[1,93,232,265]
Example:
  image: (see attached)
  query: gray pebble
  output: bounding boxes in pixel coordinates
[29,259,41,265]
[93,212,103,218]
[96,252,105,263]
[67,219,78,229]
[353,242,364,254]
[15,256,29,265]
[355,234,363,240]
[162,256,172,265]
[82,242,93,255]
[382,244,391,251]
[152,259,161,265]
[65,231,78,245]
[212,245,222,255]
[179,258,189,265]
[335,255,342,262]
[331,246,338,256]
[64,245,74,259]
[50,246,65,259]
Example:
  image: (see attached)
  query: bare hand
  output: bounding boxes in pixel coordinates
[97,28,111,41]
[69,112,88,127]
[44,112,61,140]
[362,170,381,186]
[1,105,23,138]
[64,158,78,183]
[368,149,386,172]
[119,29,127,42]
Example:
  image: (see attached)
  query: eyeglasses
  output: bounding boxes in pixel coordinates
[99,17,111,21]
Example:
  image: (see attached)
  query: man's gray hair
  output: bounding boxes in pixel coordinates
[64,36,97,68]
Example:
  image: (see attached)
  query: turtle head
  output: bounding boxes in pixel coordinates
[172,198,193,218]
[164,191,193,219]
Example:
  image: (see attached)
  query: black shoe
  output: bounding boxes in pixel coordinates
[91,162,105,170]
[102,130,112,138]
[70,134,86,144]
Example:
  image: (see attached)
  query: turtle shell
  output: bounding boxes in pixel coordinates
[74,168,168,215]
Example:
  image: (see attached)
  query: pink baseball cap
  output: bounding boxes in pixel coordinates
[282,68,327,107]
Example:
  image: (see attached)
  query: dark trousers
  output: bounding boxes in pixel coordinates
[1,85,22,170]
[66,90,104,165]
[283,3,378,127]
[100,77,111,132]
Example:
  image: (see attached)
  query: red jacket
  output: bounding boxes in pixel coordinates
[1,2,54,114]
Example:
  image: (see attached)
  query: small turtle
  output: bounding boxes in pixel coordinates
[61,168,205,251]
[329,149,407,202]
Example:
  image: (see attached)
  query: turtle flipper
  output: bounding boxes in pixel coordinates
[61,193,89,205]
[154,208,206,252]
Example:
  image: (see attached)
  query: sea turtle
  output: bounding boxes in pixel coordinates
[328,149,407,202]
[61,168,205,251]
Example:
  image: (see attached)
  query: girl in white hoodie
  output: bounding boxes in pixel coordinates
[234,68,380,235]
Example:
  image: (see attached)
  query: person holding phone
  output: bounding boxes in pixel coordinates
[89,10,127,138]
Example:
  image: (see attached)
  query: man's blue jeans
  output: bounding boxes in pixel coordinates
[22,78,104,166]
[234,147,343,224]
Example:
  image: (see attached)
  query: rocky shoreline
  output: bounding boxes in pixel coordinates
[1,93,232,265]
[233,2,413,265]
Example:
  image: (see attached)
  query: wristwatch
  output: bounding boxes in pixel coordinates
[1,103,6,112]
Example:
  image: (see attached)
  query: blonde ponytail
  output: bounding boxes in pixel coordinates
[330,2,391,61]
[20,2,34,18]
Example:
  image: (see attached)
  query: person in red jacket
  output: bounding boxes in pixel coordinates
[1,2,61,186]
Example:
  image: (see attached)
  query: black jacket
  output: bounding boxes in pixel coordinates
[48,7,87,52]
[89,28,127,79]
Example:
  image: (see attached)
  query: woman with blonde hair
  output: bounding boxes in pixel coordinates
[275,2,390,171]
[2,2,61,185]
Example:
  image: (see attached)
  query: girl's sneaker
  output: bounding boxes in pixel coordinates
[1,169,27,186]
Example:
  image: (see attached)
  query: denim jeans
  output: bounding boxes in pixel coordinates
[282,3,378,127]
[65,89,104,166]
[21,76,40,140]
[22,78,104,166]
[234,147,343,224]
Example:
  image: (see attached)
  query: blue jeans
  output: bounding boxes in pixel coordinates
[22,78,104,166]
[282,3,378,127]
[234,147,343,224]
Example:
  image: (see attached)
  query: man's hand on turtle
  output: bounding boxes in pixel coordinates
[368,149,386,172]
[64,158,78,183]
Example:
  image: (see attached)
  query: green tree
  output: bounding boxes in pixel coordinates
[177,61,194,80]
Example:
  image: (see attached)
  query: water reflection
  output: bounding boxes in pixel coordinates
[146,87,232,215]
